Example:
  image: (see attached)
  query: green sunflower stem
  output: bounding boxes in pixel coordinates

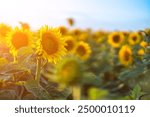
[72,85,81,100]
[35,58,41,84]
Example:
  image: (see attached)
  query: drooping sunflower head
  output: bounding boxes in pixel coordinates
[55,57,82,85]
[119,45,133,66]
[0,23,12,43]
[64,36,76,52]
[74,41,92,60]
[19,21,30,30]
[128,32,141,45]
[67,18,74,26]
[6,27,33,56]
[36,25,66,63]
[108,32,125,48]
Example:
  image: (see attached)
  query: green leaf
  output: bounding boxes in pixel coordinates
[81,72,101,86]
[0,63,30,82]
[17,47,34,62]
[44,82,71,99]
[119,66,146,81]
[0,63,29,75]
[24,79,52,100]
[88,87,108,100]
[130,85,144,100]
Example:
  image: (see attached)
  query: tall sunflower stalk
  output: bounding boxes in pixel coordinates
[35,57,42,84]
[35,25,66,84]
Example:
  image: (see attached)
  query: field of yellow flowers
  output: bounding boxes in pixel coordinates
[0,19,150,100]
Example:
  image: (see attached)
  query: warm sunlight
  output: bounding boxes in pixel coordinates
[0,0,149,30]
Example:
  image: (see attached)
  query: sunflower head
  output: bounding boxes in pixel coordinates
[6,27,33,57]
[55,57,82,85]
[36,25,66,63]
[64,36,76,52]
[122,31,129,37]
[74,41,92,60]
[67,18,74,26]
[119,45,133,66]
[59,26,68,35]
[140,41,148,48]
[78,32,88,41]
[0,23,12,43]
[71,29,82,36]
[144,28,150,36]
[138,49,145,56]
[19,21,30,30]
[128,32,141,45]
[92,31,99,40]
[108,32,125,48]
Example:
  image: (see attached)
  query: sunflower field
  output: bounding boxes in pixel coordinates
[0,19,150,100]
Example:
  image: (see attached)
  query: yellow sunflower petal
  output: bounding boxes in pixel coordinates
[74,41,91,60]
[108,32,125,48]
[36,25,66,63]
[128,32,141,45]
[0,23,12,44]
[64,36,76,52]
[6,27,33,57]
[119,45,133,66]
[138,49,145,56]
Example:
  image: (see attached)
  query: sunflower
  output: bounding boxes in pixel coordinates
[55,57,82,85]
[128,32,141,45]
[145,28,150,36]
[59,26,68,35]
[140,41,148,48]
[122,31,129,37]
[7,27,33,57]
[78,32,88,41]
[92,31,99,40]
[92,31,106,42]
[108,32,125,48]
[67,18,74,26]
[19,21,30,30]
[119,45,133,66]
[36,25,66,63]
[71,29,82,36]
[74,41,91,60]
[0,23,11,44]
[138,49,145,56]
[64,36,76,52]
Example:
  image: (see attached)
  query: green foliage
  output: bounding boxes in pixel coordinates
[24,79,52,100]
[118,65,146,81]
[1,29,150,100]
[88,87,108,100]
[130,85,144,100]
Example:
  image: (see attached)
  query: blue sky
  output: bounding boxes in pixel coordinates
[0,0,150,30]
